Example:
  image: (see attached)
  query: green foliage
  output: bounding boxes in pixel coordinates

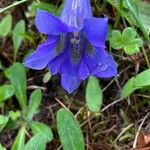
[133,0,150,31]
[0,14,12,37]
[13,20,25,61]
[28,2,61,16]
[0,144,6,150]
[24,134,48,150]
[86,76,103,112]
[0,115,9,132]
[0,84,15,102]
[57,108,84,150]
[121,69,150,98]
[27,89,42,120]
[5,63,27,110]
[110,27,143,55]
[31,122,53,142]
[9,111,21,121]
[11,127,25,150]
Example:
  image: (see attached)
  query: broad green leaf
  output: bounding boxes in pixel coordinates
[121,77,138,98]
[5,63,27,110]
[0,14,12,37]
[31,122,53,141]
[9,111,21,121]
[134,69,150,87]
[24,134,48,150]
[0,115,9,132]
[28,89,42,120]
[13,20,25,61]
[86,76,103,112]
[0,84,15,102]
[11,127,25,150]
[121,69,150,98]
[43,72,51,83]
[57,108,84,150]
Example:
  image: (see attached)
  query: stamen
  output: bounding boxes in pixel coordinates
[71,42,83,62]
[55,36,65,55]
[87,43,94,54]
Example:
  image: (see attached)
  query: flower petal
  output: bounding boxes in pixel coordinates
[35,10,70,35]
[78,59,90,80]
[48,51,67,75]
[24,40,58,70]
[60,59,81,93]
[85,47,118,78]
[83,18,108,47]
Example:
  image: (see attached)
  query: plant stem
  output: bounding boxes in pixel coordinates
[0,0,28,13]
[124,0,150,44]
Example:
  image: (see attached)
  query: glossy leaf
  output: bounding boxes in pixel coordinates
[31,121,53,141]
[57,108,84,150]
[5,63,27,110]
[0,84,15,102]
[0,14,12,37]
[86,76,103,112]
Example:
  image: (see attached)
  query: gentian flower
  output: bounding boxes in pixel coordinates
[24,0,117,93]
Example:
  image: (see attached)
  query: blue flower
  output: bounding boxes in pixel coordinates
[24,0,117,93]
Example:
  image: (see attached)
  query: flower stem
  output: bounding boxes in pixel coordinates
[0,0,28,13]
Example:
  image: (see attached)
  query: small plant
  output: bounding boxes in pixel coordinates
[109,27,143,55]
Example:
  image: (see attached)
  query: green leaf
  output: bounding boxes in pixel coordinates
[28,2,60,16]
[13,20,25,61]
[122,27,136,41]
[110,30,123,49]
[134,69,150,87]
[5,63,27,110]
[28,89,42,120]
[0,115,9,132]
[86,76,103,112]
[121,69,150,98]
[57,108,84,150]
[9,111,21,121]
[121,77,138,98]
[109,27,143,55]
[133,0,150,31]
[31,122,53,142]
[0,144,6,150]
[24,134,48,150]
[0,84,15,102]
[124,43,139,55]
[11,127,25,150]
[0,14,12,37]
[43,72,51,83]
